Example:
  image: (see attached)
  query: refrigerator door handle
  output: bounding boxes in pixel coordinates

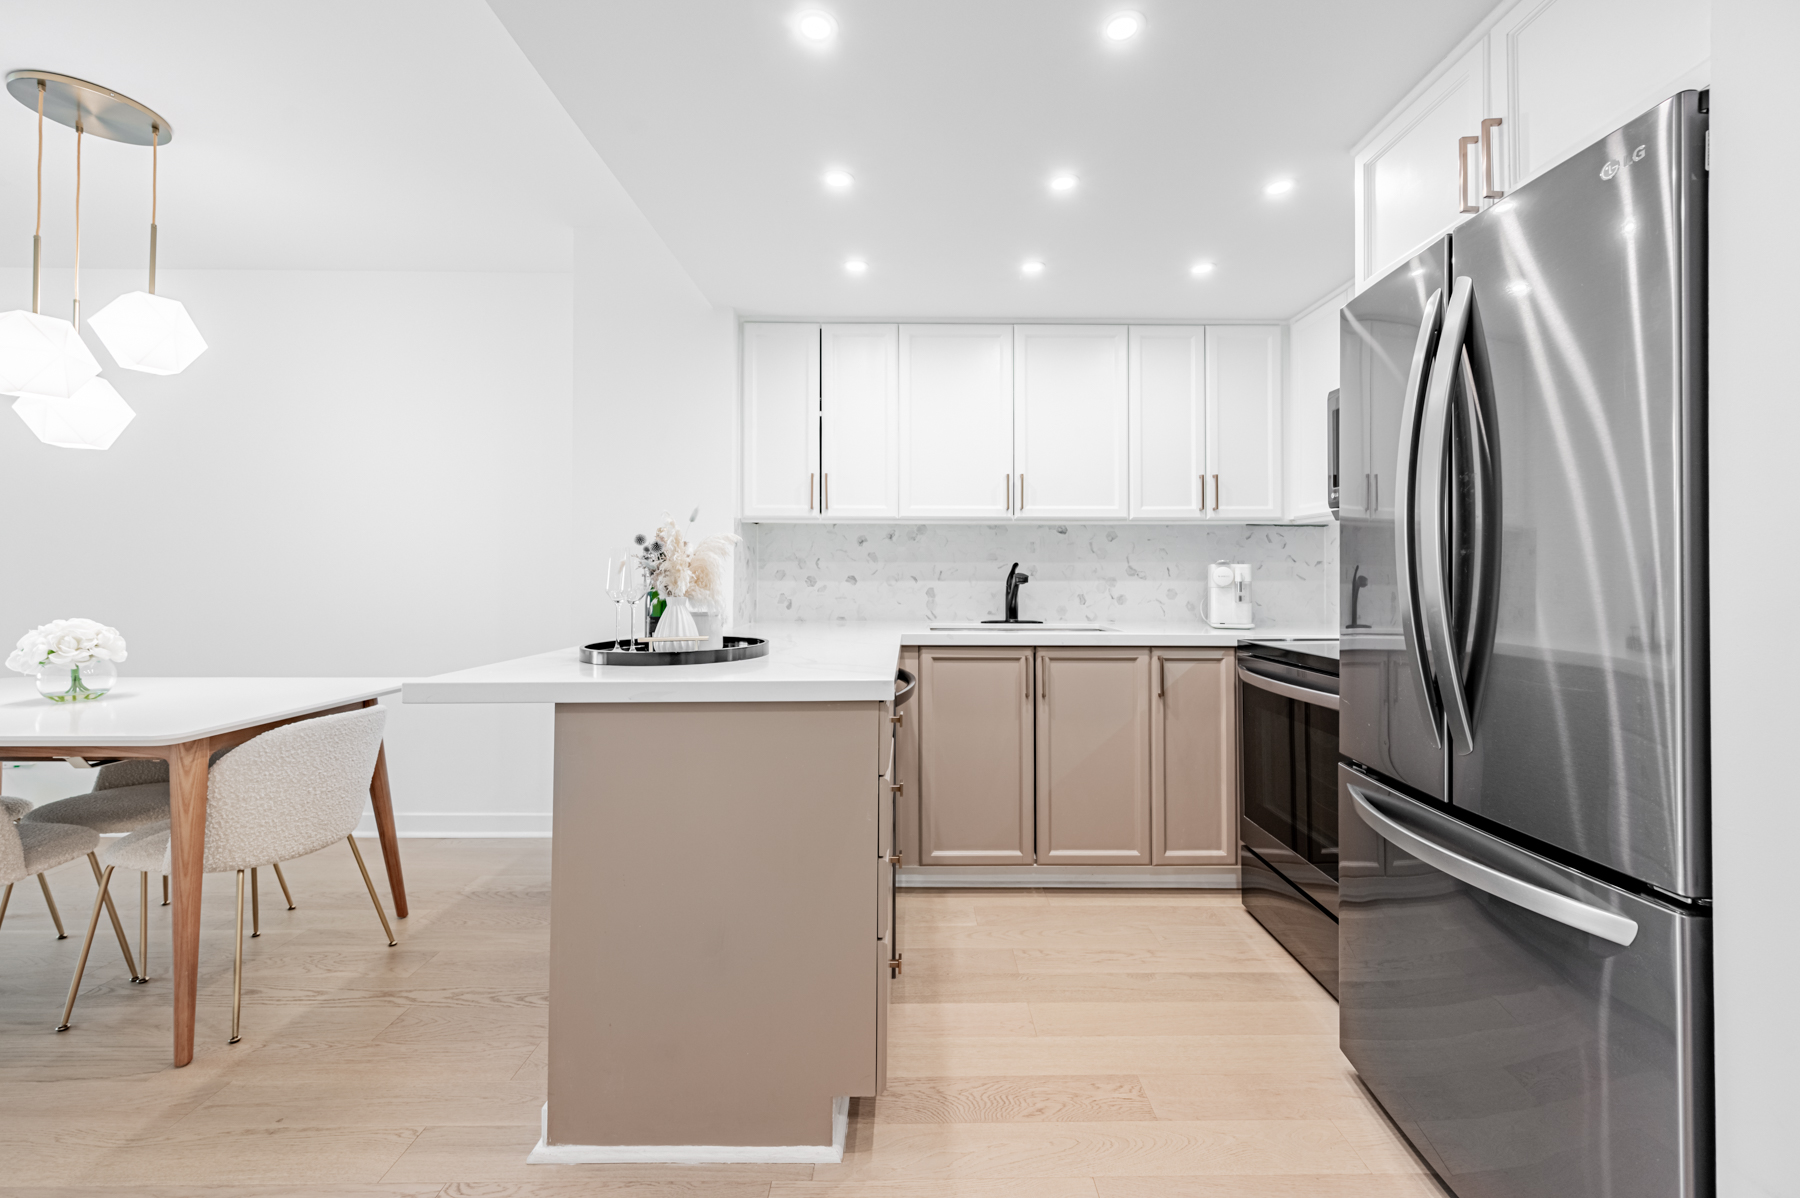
[1348,787,1640,946]
[1392,287,1445,745]
[1418,277,1478,754]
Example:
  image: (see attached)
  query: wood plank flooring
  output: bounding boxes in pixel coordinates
[0,841,1445,1197]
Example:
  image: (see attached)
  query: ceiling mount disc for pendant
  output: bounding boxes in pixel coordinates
[4,70,171,146]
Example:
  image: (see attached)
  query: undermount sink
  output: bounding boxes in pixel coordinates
[929,623,1118,632]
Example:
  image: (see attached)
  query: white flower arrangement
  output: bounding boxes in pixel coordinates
[6,618,129,674]
[630,510,740,611]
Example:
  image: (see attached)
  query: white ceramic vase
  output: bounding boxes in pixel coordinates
[655,594,701,643]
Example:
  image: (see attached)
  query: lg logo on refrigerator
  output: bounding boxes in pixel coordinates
[1600,144,1650,179]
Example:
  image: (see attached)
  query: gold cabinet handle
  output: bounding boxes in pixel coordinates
[890,782,904,795]
[1481,117,1504,199]
[822,472,829,511]
[1018,473,1024,511]
[1199,474,1205,510]
[809,472,815,511]
[1005,473,1011,512]
[1213,474,1220,511]
[889,954,903,976]
[1458,134,1480,214]
[891,710,904,726]
[888,852,903,866]
[1157,658,1165,697]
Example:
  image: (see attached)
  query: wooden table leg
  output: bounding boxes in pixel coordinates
[166,739,210,1067]
[368,741,407,918]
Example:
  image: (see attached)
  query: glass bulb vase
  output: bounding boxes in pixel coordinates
[35,659,117,702]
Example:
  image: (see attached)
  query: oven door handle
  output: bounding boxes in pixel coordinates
[1237,664,1339,711]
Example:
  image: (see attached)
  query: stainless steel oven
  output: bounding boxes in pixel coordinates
[1237,638,1340,996]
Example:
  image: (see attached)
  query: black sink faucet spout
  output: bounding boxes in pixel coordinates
[1004,562,1030,622]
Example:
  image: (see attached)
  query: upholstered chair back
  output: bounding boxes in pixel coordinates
[195,707,388,873]
[0,812,25,884]
[92,758,169,790]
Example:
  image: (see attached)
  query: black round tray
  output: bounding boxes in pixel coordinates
[580,636,769,667]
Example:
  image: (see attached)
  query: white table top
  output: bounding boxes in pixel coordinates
[403,621,1337,705]
[0,677,402,747]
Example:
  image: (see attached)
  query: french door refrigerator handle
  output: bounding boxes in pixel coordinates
[1418,277,1478,754]
[1348,787,1639,946]
[1393,286,1444,746]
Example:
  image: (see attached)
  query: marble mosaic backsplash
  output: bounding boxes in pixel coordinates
[735,522,1336,628]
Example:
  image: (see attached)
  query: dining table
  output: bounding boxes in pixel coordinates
[0,676,404,1066]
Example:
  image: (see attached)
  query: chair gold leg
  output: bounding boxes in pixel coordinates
[138,871,150,983]
[0,881,11,931]
[345,838,396,947]
[251,867,260,938]
[271,860,295,910]
[37,872,67,938]
[162,874,169,906]
[230,869,245,1044]
[87,853,139,981]
[58,865,114,1031]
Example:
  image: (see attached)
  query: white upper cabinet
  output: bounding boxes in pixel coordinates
[1355,0,1709,292]
[1355,42,1489,290]
[820,325,899,519]
[1285,292,1350,524]
[898,326,1015,520]
[742,322,820,519]
[1487,0,1710,195]
[1129,326,1206,521]
[1013,326,1129,521]
[1205,326,1283,522]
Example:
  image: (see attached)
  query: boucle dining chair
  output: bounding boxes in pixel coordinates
[24,752,299,932]
[2,794,69,938]
[60,706,395,1042]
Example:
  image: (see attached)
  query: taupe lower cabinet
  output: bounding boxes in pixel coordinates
[911,645,1236,870]
[1036,648,1153,865]
[916,647,1035,865]
[1151,649,1237,864]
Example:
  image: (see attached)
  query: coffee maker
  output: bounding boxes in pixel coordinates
[1206,561,1253,628]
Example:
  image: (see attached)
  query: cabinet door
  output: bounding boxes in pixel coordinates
[821,324,898,519]
[742,322,820,519]
[1354,42,1488,289]
[898,326,1014,520]
[1205,326,1283,521]
[1129,326,1206,520]
[1014,326,1128,519]
[918,647,1034,865]
[1488,0,1710,195]
[1285,295,1349,523]
[1035,648,1151,866]
[1152,650,1237,865]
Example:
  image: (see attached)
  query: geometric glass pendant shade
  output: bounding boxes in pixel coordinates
[12,376,136,450]
[0,309,101,397]
[88,290,206,375]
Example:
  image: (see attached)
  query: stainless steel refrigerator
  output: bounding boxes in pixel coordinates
[1336,91,1710,1198]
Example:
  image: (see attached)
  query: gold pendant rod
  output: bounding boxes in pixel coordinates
[31,80,43,314]
[149,124,158,294]
[72,121,82,328]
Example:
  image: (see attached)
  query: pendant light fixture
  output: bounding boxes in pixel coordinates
[87,104,207,375]
[2,71,190,450]
[0,77,100,400]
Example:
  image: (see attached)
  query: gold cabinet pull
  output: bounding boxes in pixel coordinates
[809,472,815,511]
[888,852,903,866]
[1005,473,1011,512]
[1199,474,1205,510]
[1018,473,1025,511]
[1213,474,1220,511]
[1458,134,1480,213]
[890,782,904,795]
[1481,117,1504,199]
[891,710,904,726]
[889,954,903,976]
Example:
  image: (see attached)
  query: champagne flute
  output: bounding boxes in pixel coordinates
[621,561,649,649]
[605,557,627,647]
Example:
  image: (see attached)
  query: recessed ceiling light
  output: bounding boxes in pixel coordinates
[844,258,868,276]
[1103,11,1145,41]
[1048,173,1079,193]
[1190,262,1215,277]
[1020,260,1046,278]
[1264,178,1296,197]
[794,10,837,43]
[823,168,854,190]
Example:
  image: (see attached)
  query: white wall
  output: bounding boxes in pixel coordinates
[1708,2,1800,1193]
[0,266,577,833]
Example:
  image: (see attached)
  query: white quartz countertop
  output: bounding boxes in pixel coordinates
[0,677,401,747]
[404,622,1336,706]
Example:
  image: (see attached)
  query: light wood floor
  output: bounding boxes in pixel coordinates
[0,839,1446,1197]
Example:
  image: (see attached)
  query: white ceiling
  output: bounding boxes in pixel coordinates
[487,0,1496,320]
[0,1,606,274]
[0,1,1496,321]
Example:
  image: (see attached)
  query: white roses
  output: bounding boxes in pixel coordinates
[6,618,129,674]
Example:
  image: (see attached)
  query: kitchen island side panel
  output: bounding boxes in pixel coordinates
[548,700,881,1149]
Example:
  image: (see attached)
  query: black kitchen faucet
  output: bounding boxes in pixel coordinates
[982,562,1041,624]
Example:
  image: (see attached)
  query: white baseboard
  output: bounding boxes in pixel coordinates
[354,811,551,838]
[899,865,1240,889]
[528,1097,847,1165]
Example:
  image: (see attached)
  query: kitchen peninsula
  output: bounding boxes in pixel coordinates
[405,620,1324,1163]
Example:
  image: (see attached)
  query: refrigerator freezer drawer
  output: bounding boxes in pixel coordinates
[1338,764,1711,1198]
